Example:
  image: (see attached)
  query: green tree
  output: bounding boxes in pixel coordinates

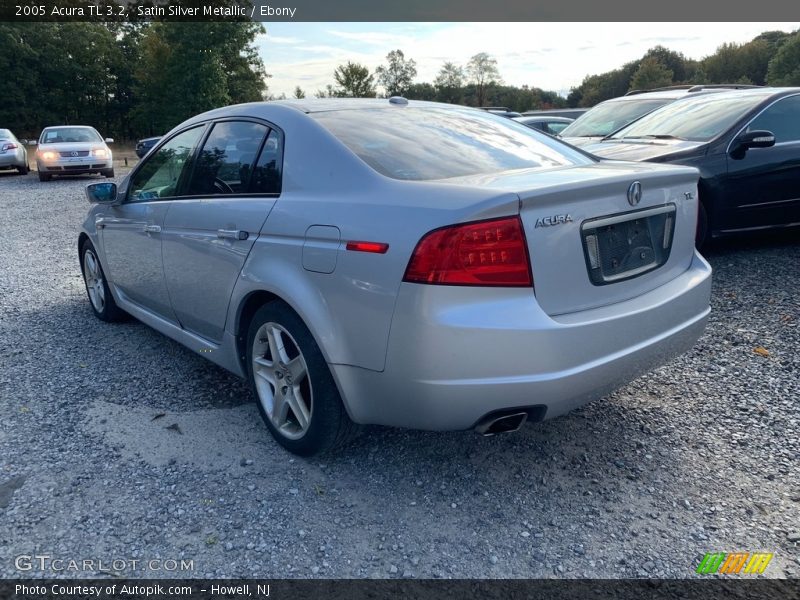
[293,86,306,99]
[767,33,800,85]
[629,57,674,92]
[466,52,502,107]
[375,50,417,97]
[333,61,376,97]
[434,61,464,104]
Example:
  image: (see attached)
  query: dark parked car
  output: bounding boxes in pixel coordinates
[582,87,800,246]
[559,85,760,147]
[513,115,574,136]
[135,136,161,158]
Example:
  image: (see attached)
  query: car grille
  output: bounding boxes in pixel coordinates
[59,151,90,157]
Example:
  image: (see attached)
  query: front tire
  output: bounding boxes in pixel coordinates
[38,171,51,182]
[80,240,126,322]
[103,168,115,178]
[246,301,356,456]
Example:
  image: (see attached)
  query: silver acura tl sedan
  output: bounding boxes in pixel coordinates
[78,98,712,456]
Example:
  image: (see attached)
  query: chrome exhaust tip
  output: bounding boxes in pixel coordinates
[474,411,528,436]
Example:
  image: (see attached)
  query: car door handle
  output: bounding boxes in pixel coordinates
[143,224,161,233]
[217,229,249,241]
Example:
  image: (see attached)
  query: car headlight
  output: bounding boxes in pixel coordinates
[92,148,110,159]
[39,151,58,161]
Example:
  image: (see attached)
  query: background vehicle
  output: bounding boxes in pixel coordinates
[559,85,760,147]
[78,99,710,456]
[479,106,523,118]
[583,88,800,246]
[135,136,161,158]
[35,125,114,182]
[513,115,574,135]
[522,108,589,120]
[0,129,29,174]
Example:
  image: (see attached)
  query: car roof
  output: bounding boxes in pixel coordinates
[268,97,478,114]
[601,85,766,104]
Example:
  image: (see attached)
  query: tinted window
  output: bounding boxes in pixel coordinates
[610,92,771,142]
[41,127,102,144]
[186,121,268,196]
[747,95,800,143]
[129,127,204,201]
[249,130,282,194]
[312,107,589,181]
[560,99,670,138]
[0,129,12,140]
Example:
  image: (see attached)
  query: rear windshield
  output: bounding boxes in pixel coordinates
[560,99,670,138]
[311,107,590,181]
[0,129,12,140]
[40,127,102,144]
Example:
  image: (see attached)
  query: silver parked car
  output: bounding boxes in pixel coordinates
[79,99,712,455]
[0,129,29,174]
[36,125,114,181]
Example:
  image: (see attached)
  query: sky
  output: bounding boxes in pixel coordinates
[255,22,800,98]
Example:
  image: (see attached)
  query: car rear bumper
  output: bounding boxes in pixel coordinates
[0,153,24,168]
[332,251,712,430]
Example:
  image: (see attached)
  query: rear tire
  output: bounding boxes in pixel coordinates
[103,168,115,178]
[246,301,357,456]
[17,164,29,175]
[80,240,127,322]
[38,171,51,182]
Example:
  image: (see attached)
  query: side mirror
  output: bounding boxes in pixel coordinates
[104,137,114,144]
[19,139,28,145]
[86,182,118,204]
[735,130,776,150]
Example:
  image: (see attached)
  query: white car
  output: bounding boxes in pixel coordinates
[0,129,29,175]
[35,125,114,182]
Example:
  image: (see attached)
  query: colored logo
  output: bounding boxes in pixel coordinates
[696,552,773,575]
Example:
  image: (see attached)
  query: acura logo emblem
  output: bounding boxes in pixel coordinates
[70,151,78,157]
[627,181,642,206]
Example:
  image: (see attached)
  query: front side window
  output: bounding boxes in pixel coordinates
[185,121,269,196]
[747,95,800,143]
[129,126,204,201]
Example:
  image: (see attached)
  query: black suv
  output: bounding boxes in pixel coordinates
[583,88,800,246]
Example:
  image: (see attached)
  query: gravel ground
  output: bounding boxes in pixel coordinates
[0,170,798,580]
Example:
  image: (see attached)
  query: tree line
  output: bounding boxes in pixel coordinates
[1,23,798,142]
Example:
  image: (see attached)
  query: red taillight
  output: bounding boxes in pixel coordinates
[403,216,532,287]
[346,240,389,254]
[2,143,17,151]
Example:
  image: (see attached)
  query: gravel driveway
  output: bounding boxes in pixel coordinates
[0,170,798,579]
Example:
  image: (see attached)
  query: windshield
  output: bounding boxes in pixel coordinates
[560,99,671,138]
[40,127,102,144]
[609,93,769,142]
[312,107,591,181]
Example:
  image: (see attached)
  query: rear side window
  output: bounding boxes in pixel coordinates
[747,95,800,143]
[249,129,283,194]
[312,107,590,181]
[186,121,269,196]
